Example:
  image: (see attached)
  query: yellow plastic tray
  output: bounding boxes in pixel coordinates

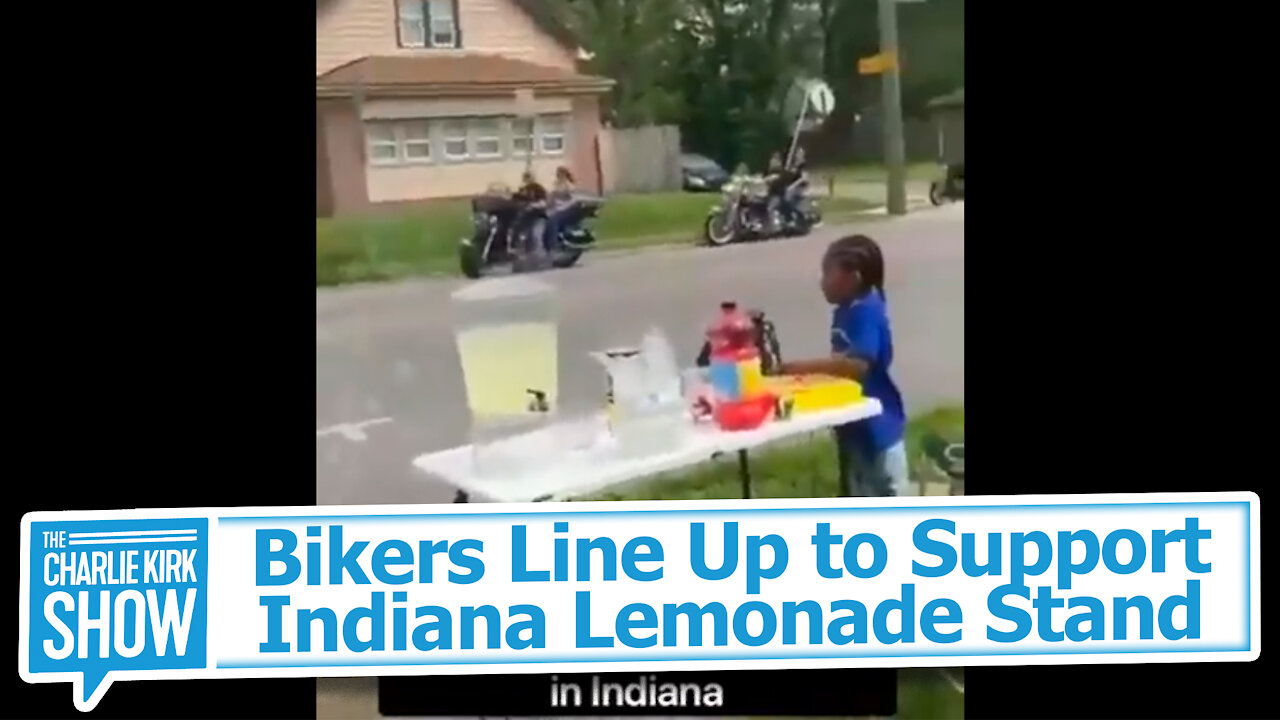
[762,374,863,415]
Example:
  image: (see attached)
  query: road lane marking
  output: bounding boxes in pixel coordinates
[316,417,393,442]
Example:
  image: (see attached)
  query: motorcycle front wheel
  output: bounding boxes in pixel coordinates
[704,210,737,246]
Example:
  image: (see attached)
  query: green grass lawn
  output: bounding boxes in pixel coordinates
[806,163,941,204]
[581,405,964,502]
[826,163,941,183]
[316,191,876,286]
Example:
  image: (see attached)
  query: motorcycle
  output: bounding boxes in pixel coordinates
[703,174,822,247]
[929,162,965,205]
[458,186,603,279]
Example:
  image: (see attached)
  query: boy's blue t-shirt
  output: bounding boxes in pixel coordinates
[830,291,906,456]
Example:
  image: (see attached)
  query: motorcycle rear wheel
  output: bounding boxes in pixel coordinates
[459,242,485,279]
[552,249,583,269]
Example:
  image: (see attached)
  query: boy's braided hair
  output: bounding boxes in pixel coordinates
[825,234,886,302]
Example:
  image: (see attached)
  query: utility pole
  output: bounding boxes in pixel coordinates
[877,0,908,215]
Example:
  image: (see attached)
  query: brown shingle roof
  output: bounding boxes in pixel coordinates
[316,55,612,96]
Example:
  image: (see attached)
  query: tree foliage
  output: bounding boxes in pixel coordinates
[558,0,964,168]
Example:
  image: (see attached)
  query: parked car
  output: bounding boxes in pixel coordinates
[680,153,730,192]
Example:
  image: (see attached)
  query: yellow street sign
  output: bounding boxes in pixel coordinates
[858,52,898,75]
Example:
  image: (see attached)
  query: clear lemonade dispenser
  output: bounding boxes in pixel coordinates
[450,276,559,479]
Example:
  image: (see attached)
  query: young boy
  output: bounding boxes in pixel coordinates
[779,235,908,497]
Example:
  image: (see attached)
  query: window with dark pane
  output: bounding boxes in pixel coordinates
[397,0,458,48]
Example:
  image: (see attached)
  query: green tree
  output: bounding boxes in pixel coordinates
[665,0,823,169]
[558,0,963,167]
[811,0,964,159]
[562,0,686,127]
[897,0,965,116]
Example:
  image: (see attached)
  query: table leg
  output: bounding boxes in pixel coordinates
[737,449,752,499]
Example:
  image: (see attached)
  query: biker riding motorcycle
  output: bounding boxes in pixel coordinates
[764,148,807,231]
[543,166,576,252]
[511,171,550,266]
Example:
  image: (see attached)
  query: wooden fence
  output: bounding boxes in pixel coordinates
[597,124,683,194]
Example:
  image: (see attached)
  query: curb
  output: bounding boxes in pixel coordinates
[856,197,934,215]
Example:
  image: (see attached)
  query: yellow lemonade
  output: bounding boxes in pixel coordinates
[455,321,558,419]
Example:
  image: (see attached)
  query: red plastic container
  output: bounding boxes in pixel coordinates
[713,393,776,432]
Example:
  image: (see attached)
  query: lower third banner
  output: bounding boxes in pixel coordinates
[17,492,1260,712]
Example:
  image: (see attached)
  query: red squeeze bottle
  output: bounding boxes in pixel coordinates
[707,303,765,430]
[707,302,754,358]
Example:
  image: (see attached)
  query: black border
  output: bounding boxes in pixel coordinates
[962,2,1272,718]
[7,1,317,716]
[10,0,1274,717]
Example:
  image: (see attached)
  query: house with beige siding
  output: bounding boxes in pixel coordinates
[316,0,614,217]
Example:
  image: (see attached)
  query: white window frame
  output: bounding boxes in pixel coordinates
[441,119,470,160]
[366,122,401,166]
[400,120,432,163]
[364,120,434,166]
[397,1,426,49]
[538,114,568,156]
[510,118,535,158]
[471,117,503,159]
[428,0,457,48]
[399,1,457,49]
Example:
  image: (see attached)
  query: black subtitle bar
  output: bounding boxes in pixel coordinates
[379,669,896,716]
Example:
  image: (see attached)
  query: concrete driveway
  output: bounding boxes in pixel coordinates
[314,203,963,718]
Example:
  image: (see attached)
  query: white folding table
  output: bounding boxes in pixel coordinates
[412,400,883,503]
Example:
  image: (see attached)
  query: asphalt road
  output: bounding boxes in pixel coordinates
[316,203,964,507]
[313,203,963,718]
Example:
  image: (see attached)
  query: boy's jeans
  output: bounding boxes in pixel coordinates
[837,440,909,497]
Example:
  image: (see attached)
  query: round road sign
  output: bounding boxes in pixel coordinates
[806,81,835,116]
